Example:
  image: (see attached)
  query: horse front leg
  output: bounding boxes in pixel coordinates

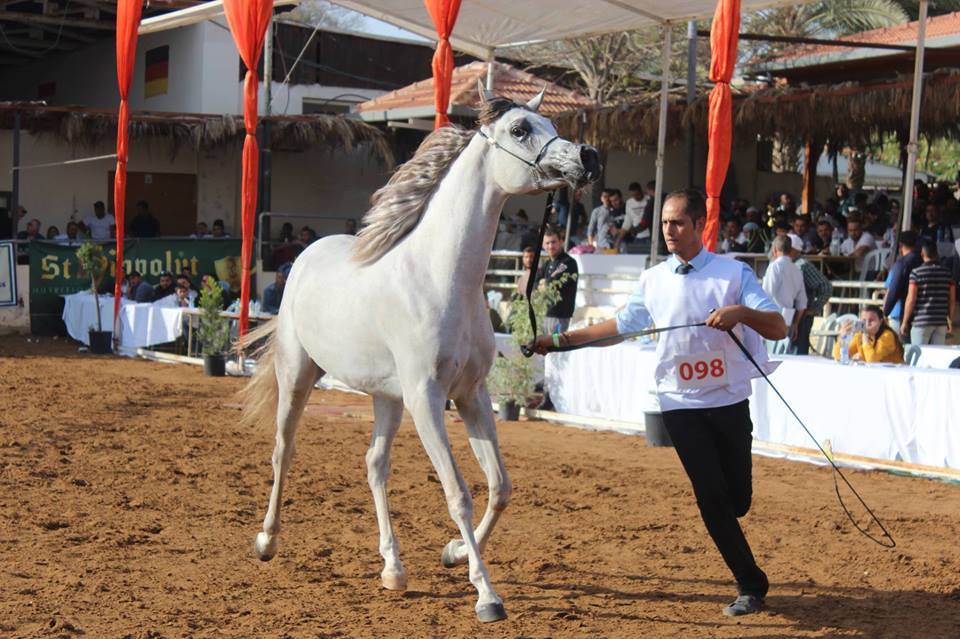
[404,378,507,623]
[366,395,407,590]
[442,384,512,568]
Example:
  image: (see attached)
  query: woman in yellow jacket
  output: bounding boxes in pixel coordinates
[833,305,905,364]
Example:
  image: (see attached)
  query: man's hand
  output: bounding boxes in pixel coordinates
[899,322,909,337]
[705,306,744,332]
[530,335,554,355]
[789,322,799,342]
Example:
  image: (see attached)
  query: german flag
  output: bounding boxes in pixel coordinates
[145,46,169,98]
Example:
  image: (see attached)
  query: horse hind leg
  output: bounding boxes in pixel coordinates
[366,395,406,590]
[442,384,511,568]
[254,324,322,561]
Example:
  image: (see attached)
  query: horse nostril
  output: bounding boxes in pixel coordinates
[579,145,601,180]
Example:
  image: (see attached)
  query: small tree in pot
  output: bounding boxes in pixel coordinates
[75,241,111,354]
[198,279,230,376]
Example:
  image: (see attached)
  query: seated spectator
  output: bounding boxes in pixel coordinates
[262,262,292,314]
[176,274,198,305]
[902,241,955,345]
[173,284,193,308]
[741,222,765,253]
[791,215,817,252]
[918,202,955,245]
[190,222,211,238]
[45,225,60,240]
[153,271,176,301]
[718,219,747,254]
[126,271,154,302]
[298,226,317,247]
[345,219,358,235]
[129,200,160,238]
[833,305,904,364]
[210,219,229,238]
[840,215,876,273]
[515,246,537,295]
[812,219,834,254]
[201,272,232,307]
[17,217,43,242]
[56,221,82,246]
[613,182,647,249]
[278,222,295,243]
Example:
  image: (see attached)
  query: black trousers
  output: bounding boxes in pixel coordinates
[662,399,769,597]
[793,314,814,355]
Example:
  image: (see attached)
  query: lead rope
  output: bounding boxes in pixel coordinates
[537,317,896,548]
[519,192,554,358]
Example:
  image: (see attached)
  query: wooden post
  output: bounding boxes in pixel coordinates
[801,138,819,215]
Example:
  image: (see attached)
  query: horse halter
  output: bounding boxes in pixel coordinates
[477,128,560,186]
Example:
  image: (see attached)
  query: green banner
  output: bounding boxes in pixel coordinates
[29,239,244,334]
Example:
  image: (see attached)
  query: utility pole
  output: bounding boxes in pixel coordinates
[686,20,697,188]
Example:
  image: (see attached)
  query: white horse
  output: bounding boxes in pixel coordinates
[241,82,600,623]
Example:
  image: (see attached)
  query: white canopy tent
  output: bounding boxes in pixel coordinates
[143,0,931,252]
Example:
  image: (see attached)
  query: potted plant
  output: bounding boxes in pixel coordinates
[486,273,571,420]
[198,279,230,376]
[75,242,111,354]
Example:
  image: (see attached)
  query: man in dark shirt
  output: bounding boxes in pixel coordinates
[153,271,176,301]
[126,271,154,303]
[536,227,578,334]
[128,200,160,238]
[918,203,955,245]
[883,231,922,336]
[262,262,291,314]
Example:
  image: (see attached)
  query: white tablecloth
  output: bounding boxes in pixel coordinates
[571,254,646,309]
[62,292,184,348]
[546,344,960,470]
[917,345,960,369]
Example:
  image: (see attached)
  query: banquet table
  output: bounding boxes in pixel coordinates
[917,344,960,369]
[62,292,184,348]
[546,342,960,470]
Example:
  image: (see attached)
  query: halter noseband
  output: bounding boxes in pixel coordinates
[477,128,561,184]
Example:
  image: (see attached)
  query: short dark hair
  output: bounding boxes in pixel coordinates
[521,246,536,253]
[921,240,939,259]
[543,226,562,240]
[898,230,917,248]
[817,219,834,229]
[664,189,707,224]
[128,270,141,278]
[212,219,225,228]
[94,201,105,210]
[646,180,656,190]
[628,181,641,192]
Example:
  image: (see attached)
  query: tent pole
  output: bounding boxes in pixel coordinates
[486,55,494,91]
[901,0,927,232]
[686,20,696,188]
[650,23,672,265]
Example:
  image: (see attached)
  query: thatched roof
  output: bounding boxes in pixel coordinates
[555,68,960,151]
[0,104,394,166]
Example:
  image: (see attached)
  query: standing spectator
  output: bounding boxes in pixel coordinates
[567,189,587,240]
[836,184,854,218]
[210,219,229,238]
[883,231,922,335]
[515,246,536,296]
[762,235,807,344]
[129,200,160,238]
[80,201,116,240]
[833,305,904,364]
[587,189,617,249]
[126,271,154,302]
[153,271,176,301]
[840,216,876,275]
[901,241,955,345]
[792,239,833,355]
[534,227,578,410]
[551,186,570,229]
[262,262,292,314]
[918,203,955,245]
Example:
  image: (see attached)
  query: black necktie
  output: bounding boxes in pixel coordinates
[677,263,693,275]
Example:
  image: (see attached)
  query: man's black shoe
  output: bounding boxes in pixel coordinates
[534,396,554,411]
[722,595,763,617]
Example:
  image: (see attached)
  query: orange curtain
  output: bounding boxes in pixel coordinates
[113,0,144,331]
[701,0,740,252]
[424,0,462,129]
[223,0,273,339]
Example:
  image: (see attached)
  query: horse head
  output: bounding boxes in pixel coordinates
[476,80,601,195]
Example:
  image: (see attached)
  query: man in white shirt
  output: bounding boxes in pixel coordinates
[840,217,876,274]
[762,234,807,343]
[80,201,115,240]
[613,182,648,250]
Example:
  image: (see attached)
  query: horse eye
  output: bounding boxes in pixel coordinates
[510,126,526,139]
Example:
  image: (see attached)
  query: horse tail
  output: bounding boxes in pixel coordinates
[237,319,280,430]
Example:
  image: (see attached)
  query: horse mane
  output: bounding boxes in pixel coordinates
[351,97,527,264]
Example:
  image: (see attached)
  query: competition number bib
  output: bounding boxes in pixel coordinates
[675,351,728,389]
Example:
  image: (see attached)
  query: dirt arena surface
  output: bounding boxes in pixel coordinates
[1,335,959,638]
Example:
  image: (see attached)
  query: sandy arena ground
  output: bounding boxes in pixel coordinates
[1,335,959,638]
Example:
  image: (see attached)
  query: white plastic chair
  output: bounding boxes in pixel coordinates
[859,249,883,281]
[904,344,921,366]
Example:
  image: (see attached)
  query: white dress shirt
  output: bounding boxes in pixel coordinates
[761,255,807,325]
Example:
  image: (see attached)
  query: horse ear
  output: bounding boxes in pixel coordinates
[476,79,495,105]
[526,86,546,112]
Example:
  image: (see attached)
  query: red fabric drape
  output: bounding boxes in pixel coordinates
[113,0,144,334]
[424,0,462,129]
[701,0,740,252]
[223,0,273,339]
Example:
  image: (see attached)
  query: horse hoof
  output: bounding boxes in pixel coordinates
[254,532,278,561]
[476,602,507,623]
[441,539,466,568]
[381,571,408,591]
